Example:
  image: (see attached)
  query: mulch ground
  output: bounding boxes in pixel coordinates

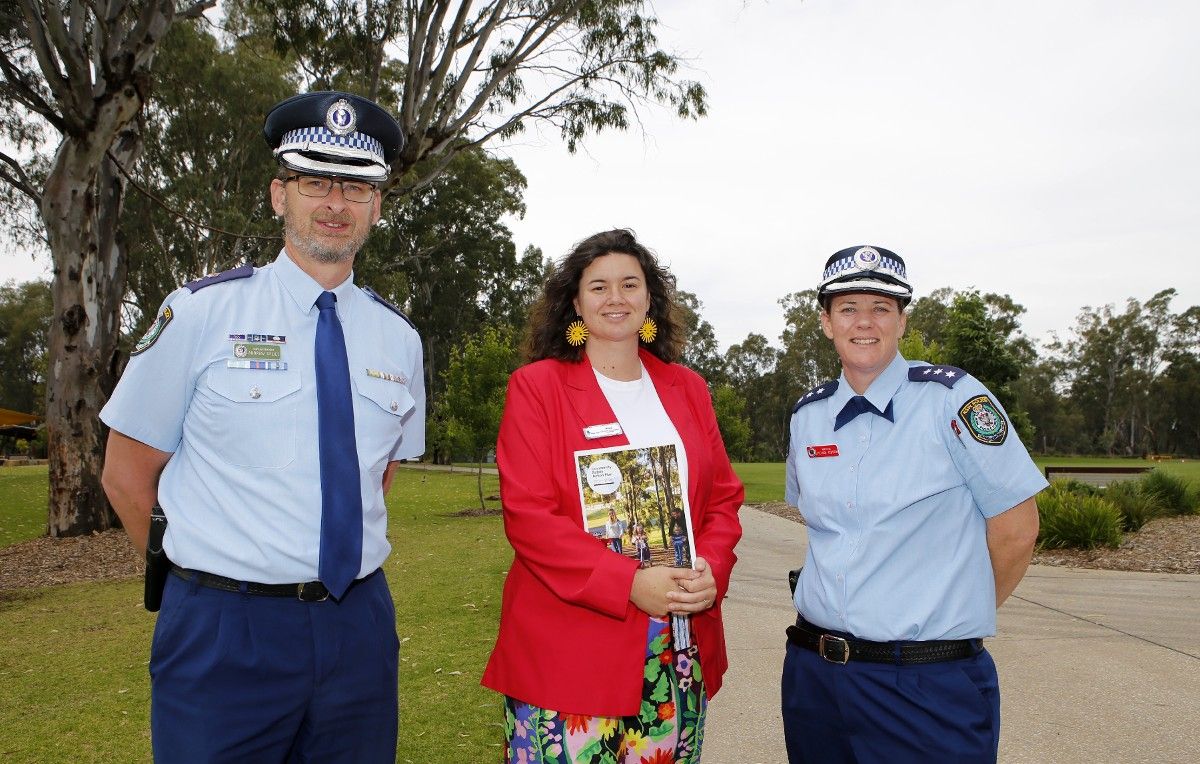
[2,505,1198,592]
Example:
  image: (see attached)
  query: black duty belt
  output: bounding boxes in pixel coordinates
[787,616,983,665]
[169,566,374,602]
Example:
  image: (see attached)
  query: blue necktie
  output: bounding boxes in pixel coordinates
[315,291,361,599]
[834,396,895,431]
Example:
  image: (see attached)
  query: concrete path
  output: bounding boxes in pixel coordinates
[704,507,1200,764]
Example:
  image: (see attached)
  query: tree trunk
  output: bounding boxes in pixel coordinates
[476,450,485,511]
[44,134,137,536]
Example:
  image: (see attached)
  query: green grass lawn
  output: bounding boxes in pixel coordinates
[0,464,48,546]
[1,455,1196,762]
[0,466,511,763]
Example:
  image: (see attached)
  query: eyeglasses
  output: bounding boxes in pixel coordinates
[284,175,377,203]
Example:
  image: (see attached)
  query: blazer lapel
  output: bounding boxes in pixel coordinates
[563,357,630,449]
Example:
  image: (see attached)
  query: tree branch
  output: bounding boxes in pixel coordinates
[0,149,40,202]
[107,150,280,243]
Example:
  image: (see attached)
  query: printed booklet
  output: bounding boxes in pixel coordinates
[574,442,696,648]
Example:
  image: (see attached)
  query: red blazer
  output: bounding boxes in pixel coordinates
[481,349,744,716]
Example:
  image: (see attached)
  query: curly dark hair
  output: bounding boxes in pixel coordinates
[524,229,685,363]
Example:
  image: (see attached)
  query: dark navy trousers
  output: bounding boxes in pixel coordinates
[781,640,1000,763]
[149,570,400,763]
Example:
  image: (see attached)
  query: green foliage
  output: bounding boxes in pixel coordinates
[1139,470,1197,516]
[121,21,295,333]
[725,332,790,461]
[363,148,543,410]
[0,280,51,415]
[677,291,725,384]
[1048,478,1101,497]
[943,290,1022,394]
[711,385,751,462]
[1101,481,1164,531]
[435,327,521,507]
[898,328,946,365]
[1036,485,1124,549]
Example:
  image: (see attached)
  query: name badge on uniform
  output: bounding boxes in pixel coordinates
[806,444,839,458]
[583,422,623,440]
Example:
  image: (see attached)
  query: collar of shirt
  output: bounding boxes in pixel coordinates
[830,351,909,424]
[270,248,360,322]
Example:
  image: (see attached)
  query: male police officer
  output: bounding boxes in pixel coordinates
[101,91,424,762]
[781,246,1045,763]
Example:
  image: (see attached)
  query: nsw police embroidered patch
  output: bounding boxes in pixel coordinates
[131,306,173,356]
[958,395,1007,445]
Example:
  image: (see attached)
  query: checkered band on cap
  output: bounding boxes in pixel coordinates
[275,126,388,180]
[821,253,907,283]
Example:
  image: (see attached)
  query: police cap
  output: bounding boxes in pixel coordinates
[817,245,913,308]
[263,91,403,183]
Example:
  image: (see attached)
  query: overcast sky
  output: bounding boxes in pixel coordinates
[4,0,1197,352]
[495,0,1200,350]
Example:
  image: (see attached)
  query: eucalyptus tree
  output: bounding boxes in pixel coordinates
[0,0,215,535]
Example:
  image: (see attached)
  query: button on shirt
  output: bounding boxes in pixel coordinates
[785,352,1046,642]
[100,251,426,583]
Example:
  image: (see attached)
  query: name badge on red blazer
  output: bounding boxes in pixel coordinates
[583,422,623,440]
[806,444,839,458]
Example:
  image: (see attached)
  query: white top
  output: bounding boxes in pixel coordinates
[593,364,688,493]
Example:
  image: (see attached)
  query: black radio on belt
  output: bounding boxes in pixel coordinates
[144,505,170,612]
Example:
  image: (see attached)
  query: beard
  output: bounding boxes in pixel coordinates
[280,197,372,264]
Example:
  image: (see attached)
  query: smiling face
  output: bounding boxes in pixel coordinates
[820,292,907,392]
[572,253,650,349]
[270,175,381,267]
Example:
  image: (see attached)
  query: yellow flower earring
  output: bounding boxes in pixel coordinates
[638,316,658,344]
[565,319,589,347]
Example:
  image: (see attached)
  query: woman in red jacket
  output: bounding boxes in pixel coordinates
[482,229,744,763]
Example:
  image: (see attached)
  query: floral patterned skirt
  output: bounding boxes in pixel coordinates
[502,617,707,764]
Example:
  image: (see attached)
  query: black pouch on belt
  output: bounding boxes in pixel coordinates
[144,505,170,612]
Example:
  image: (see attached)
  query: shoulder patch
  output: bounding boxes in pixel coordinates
[362,287,417,332]
[131,306,173,356]
[908,364,968,388]
[791,380,839,415]
[185,263,254,293]
[958,394,1008,446]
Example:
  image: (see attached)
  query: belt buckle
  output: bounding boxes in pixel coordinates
[818,633,850,664]
[297,581,329,602]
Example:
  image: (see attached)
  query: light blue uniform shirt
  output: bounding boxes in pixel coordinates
[785,352,1046,641]
[101,251,425,583]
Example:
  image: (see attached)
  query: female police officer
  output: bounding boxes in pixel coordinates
[781,246,1046,763]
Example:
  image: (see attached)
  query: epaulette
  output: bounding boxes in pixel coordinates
[185,263,254,293]
[362,287,417,332]
[908,364,968,388]
[791,380,838,415]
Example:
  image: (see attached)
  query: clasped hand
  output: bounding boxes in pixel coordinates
[629,557,717,618]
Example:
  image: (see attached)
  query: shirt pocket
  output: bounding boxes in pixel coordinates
[352,374,415,468]
[204,367,303,468]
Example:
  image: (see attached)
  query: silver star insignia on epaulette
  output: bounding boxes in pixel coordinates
[923,368,933,375]
[933,368,944,375]
[944,371,957,378]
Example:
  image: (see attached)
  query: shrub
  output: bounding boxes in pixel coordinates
[1037,486,1123,549]
[1102,481,1164,532]
[1139,471,1197,516]
[1047,478,1101,498]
